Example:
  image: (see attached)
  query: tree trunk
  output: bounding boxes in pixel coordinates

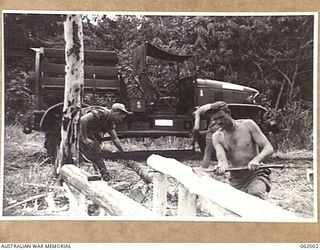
[275,79,285,109]
[56,15,84,173]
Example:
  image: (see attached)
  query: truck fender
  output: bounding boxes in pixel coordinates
[39,102,90,131]
[39,103,64,131]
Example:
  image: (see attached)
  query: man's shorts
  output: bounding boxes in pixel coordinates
[228,168,272,193]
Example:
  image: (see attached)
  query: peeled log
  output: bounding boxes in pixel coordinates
[125,161,154,184]
[147,154,299,221]
[59,164,155,217]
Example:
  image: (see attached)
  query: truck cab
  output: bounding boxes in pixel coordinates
[116,42,269,140]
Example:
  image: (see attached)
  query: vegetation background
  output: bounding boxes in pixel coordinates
[4,13,314,151]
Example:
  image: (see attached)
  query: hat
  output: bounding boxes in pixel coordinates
[111,103,132,114]
[210,101,228,113]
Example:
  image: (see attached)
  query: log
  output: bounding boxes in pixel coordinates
[147,155,299,221]
[125,161,153,184]
[59,164,155,217]
[197,196,238,218]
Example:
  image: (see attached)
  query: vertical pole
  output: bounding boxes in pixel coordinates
[177,184,197,216]
[56,14,84,173]
[152,172,167,216]
[34,47,43,110]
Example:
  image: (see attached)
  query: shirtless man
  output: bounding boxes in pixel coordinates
[210,101,274,199]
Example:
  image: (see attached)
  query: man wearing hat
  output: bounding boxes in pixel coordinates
[80,103,132,181]
[210,101,274,199]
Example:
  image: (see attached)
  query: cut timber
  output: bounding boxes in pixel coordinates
[125,161,153,184]
[59,164,155,217]
[147,154,299,221]
[197,196,238,218]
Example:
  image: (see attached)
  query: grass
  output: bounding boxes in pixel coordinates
[2,124,316,219]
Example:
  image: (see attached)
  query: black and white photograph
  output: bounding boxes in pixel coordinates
[1,11,317,222]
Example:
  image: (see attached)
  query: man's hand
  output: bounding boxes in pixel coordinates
[213,165,226,175]
[247,160,260,171]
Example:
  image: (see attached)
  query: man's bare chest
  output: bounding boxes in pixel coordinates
[223,127,252,151]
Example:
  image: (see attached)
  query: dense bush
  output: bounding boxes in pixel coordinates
[3,14,315,151]
[5,66,35,124]
[272,101,313,151]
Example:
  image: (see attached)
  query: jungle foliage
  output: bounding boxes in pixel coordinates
[3,13,315,150]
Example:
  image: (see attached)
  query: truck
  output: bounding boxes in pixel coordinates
[26,42,278,159]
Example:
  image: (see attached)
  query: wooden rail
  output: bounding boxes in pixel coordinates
[147,154,299,221]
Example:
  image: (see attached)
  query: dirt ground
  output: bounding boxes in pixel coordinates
[2,126,315,219]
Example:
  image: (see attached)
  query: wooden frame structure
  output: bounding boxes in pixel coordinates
[58,155,298,221]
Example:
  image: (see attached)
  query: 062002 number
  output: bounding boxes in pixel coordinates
[300,244,319,248]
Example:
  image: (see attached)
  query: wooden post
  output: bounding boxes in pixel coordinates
[177,184,197,216]
[152,172,167,216]
[33,47,43,110]
[63,182,87,216]
[56,14,84,173]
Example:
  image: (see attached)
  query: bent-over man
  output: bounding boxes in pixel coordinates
[80,103,132,182]
[210,101,274,199]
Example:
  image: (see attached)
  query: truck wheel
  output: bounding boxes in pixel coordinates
[44,126,61,161]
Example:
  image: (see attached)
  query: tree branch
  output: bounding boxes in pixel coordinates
[301,39,313,50]
[275,67,292,86]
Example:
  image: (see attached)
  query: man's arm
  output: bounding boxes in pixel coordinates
[193,109,201,132]
[80,113,95,145]
[247,119,274,170]
[108,129,124,152]
[212,132,229,174]
[192,103,212,132]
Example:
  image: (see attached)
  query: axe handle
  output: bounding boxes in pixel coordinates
[226,164,285,172]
